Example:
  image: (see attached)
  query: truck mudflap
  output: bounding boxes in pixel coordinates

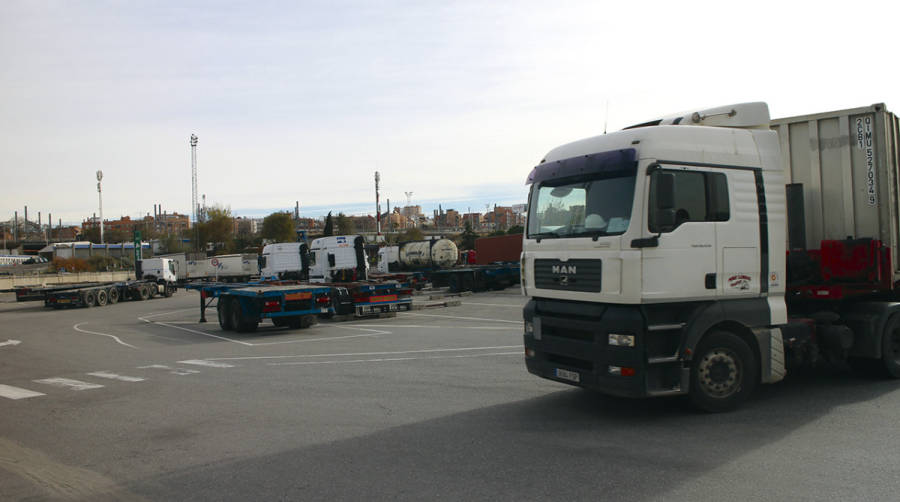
[523,299,689,398]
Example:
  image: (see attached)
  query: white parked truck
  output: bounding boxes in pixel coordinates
[260,242,310,280]
[522,102,900,411]
[308,235,368,283]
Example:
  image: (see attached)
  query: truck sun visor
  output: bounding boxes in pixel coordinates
[526,148,637,185]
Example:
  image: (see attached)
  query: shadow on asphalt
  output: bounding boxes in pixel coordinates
[131,365,900,501]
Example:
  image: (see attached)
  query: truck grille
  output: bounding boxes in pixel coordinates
[534,259,603,292]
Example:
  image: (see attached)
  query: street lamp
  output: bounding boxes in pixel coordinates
[96,170,104,243]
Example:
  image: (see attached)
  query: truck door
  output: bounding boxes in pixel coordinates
[715,169,761,297]
[642,167,725,301]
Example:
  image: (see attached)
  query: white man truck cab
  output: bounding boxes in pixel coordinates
[524,103,795,411]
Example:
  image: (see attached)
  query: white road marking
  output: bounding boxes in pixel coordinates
[138,308,199,320]
[86,371,145,382]
[178,359,235,368]
[461,302,524,308]
[209,345,520,362]
[142,320,254,347]
[34,378,104,391]
[346,324,517,330]
[72,323,138,349]
[0,384,45,400]
[138,364,200,376]
[269,351,521,366]
[404,312,521,324]
[0,339,22,348]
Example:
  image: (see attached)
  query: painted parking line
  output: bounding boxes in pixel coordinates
[461,302,524,308]
[86,371,145,382]
[178,359,235,368]
[210,345,520,362]
[0,384,45,400]
[403,312,522,324]
[33,378,104,391]
[269,351,522,366]
[138,364,201,376]
[73,323,138,349]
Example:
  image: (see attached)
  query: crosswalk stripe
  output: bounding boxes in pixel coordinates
[86,371,145,382]
[0,384,45,400]
[178,359,235,368]
[33,378,104,391]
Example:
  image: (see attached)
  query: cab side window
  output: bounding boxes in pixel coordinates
[649,170,729,232]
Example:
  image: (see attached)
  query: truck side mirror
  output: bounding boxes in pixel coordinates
[654,172,677,232]
[656,172,675,211]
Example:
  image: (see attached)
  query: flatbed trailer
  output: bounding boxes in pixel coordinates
[20,280,176,308]
[428,263,521,293]
[186,282,333,332]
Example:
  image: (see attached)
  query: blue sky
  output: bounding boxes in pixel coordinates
[2,0,899,224]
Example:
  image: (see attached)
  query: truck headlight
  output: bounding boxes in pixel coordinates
[608,334,635,347]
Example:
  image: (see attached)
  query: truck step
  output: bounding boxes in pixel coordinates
[647,388,684,397]
[647,356,680,365]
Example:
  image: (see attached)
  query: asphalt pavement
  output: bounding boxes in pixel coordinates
[1,288,899,501]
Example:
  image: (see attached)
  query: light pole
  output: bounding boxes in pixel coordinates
[97,170,104,243]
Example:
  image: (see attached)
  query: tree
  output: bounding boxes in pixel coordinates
[397,227,424,242]
[196,205,234,254]
[460,220,478,250]
[261,212,295,243]
[506,225,524,235]
[323,212,334,236]
[336,212,355,235]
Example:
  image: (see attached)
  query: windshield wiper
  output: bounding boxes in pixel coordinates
[567,230,613,241]
[530,231,563,242]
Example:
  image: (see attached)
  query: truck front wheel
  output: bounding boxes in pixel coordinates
[689,330,758,412]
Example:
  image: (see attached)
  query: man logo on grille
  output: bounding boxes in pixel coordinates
[552,265,576,274]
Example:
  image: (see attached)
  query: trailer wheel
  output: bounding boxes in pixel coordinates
[107,288,119,304]
[300,315,317,329]
[272,318,289,327]
[84,291,97,307]
[880,314,900,378]
[96,289,108,307]
[217,298,234,331]
[689,330,758,413]
[229,297,258,333]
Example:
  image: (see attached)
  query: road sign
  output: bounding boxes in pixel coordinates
[210,257,219,267]
[133,230,142,263]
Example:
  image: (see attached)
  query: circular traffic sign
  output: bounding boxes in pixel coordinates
[210,258,219,267]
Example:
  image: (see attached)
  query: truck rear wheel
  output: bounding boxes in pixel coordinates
[217,298,234,331]
[149,284,159,299]
[164,285,174,298]
[689,330,758,412]
[107,288,119,304]
[139,285,150,301]
[96,289,108,306]
[881,314,900,378]
[229,297,258,333]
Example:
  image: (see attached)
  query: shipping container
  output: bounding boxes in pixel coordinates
[474,234,523,265]
[771,103,900,278]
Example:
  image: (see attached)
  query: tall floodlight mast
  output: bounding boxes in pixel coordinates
[190,134,198,224]
[96,170,104,243]
[375,171,381,236]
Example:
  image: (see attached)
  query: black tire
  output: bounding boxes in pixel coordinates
[164,285,174,298]
[107,288,119,304]
[689,330,758,413]
[149,284,159,299]
[139,285,150,301]
[217,298,234,331]
[84,291,97,308]
[880,314,900,378]
[272,318,289,327]
[96,289,108,307]
[300,315,317,329]
[229,297,258,333]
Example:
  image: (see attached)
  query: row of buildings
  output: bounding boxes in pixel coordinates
[2,203,525,246]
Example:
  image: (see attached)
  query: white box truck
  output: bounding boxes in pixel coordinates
[522,102,900,411]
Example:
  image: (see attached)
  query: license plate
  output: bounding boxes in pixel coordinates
[57,299,70,303]
[554,368,580,383]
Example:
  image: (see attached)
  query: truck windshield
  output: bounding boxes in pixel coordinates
[527,174,636,239]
